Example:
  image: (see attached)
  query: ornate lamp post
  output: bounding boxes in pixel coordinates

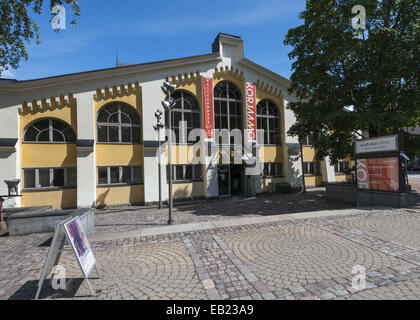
[161,81,177,225]
[154,110,165,210]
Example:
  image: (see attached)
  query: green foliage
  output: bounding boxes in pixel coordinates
[404,131,420,159]
[284,0,420,163]
[0,0,80,73]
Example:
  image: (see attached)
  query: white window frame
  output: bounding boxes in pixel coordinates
[23,168,77,190]
[168,165,202,182]
[97,166,143,186]
[262,163,284,178]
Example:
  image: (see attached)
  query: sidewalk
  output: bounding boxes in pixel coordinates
[91,206,386,242]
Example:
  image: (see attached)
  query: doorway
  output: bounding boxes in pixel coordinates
[217,165,245,196]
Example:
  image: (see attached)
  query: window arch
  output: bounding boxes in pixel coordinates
[214,81,243,145]
[165,90,200,144]
[97,102,141,143]
[257,99,281,145]
[24,118,76,143]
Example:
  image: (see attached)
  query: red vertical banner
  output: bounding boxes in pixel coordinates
[202,77,215,139]
[246,82,257,142]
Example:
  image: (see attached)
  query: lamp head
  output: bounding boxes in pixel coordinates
[5,180,20,197]
[162,98,175,111]
[163,81,176,93]
[155,110,163,119]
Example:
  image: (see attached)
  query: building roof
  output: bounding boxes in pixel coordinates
[0,33,291,92]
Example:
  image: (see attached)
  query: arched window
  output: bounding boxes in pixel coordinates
[214,81,242,145]
[257,99,281,145]
[97,102,141,143]
[165,90,200,144]
[24,118,76,143]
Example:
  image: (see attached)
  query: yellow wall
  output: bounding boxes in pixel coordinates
[96,185,144,207]
[165,145,201,165]
[96,144,143,167]
[20,97,77,137]
[168,182,204,200]
[21,144,77,168]
[305,176,323,187]
[259,146,283,163]
[22,189,77,209]
[20,96,78,209]
[303,146,316,162]
[335,175,353,182]
[94,93,144,206]
[261,177,286,193]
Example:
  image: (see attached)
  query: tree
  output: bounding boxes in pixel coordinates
[284,0,420,163]
[0,0,80,73]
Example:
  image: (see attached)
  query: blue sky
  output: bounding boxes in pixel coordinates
[1,0,307,81]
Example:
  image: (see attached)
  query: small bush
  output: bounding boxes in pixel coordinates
[275,182,292,193]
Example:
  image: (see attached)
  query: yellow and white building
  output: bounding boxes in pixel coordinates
[0,33,349,210]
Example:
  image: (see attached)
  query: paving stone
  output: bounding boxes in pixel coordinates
[2,200,420,301]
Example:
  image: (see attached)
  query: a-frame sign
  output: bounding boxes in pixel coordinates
[35,216,101,300]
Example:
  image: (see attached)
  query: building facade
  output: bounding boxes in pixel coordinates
[0,34,348,210]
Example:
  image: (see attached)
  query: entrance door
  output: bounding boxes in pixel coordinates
[218,165,245,196]
[218,165,230,196]
[231,165,244,195]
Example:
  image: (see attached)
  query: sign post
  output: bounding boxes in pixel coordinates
[35,216,100,300]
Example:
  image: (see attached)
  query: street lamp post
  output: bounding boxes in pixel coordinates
[161,81,177,225]
[299,139,307,194]
[154,110,165,209]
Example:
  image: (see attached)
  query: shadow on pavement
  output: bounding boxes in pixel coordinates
[8,278,86,300]
[171,191,356,217]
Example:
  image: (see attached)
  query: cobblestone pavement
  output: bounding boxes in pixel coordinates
[1,200,420,300]
[93,190,352,233]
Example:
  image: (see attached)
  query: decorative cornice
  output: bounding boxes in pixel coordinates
[213,66,245,81]
[19,94,74,114]
[94,82,141,101]
[256,79,284,98]
[166,71,201,87]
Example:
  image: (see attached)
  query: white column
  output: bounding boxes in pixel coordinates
[142,81,168,204]
[204,142,219,198]
[74,92,96,208]
[0,104,21,208]
[322,156,336,184]
[283,100,304,189]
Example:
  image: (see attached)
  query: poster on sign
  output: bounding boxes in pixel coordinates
[357,158,400,192]
[64,217,96,276]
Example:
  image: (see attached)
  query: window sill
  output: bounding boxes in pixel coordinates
[260,144,283,147]
[262,176,285,179]
[22,187,77,193]
[96,143,143,146]
[97,183,144,188]
[168,180,203,184]
[22,142,76,145]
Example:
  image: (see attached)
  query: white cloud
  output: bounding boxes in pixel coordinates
[0,68,15,79]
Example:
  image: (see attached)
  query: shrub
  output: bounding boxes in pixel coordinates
[275,182,292,193]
